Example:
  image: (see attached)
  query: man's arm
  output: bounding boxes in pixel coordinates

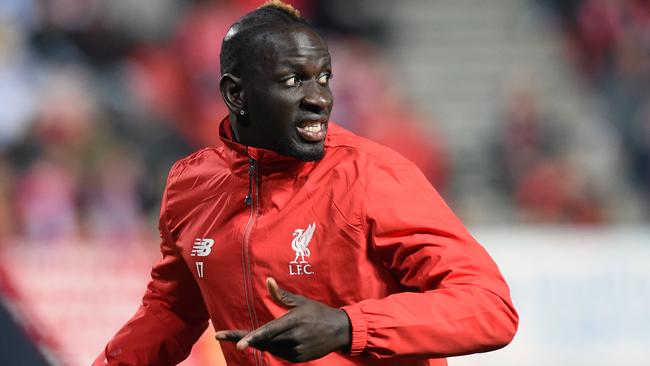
[94,170,210,365]
[339,158,518,358]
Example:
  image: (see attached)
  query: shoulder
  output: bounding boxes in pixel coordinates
[164,147,228,212]
[167,147,226,184]
[325,123,443,224]
[325,123,421,176]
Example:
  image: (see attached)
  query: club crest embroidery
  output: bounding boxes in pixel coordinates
[289,222,315,276]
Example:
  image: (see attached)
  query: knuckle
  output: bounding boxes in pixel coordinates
[286,328,300,340]
[280,290,291,303]
[287,315,299,327]
[247,333,262,343]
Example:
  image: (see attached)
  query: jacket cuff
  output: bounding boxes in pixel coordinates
[341,304,368,356]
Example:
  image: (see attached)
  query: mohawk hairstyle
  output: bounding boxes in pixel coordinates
[261,0,301,18]
[220,0,312,76]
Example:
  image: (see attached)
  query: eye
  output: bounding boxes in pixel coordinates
[317,73,332,85]
[284,76,301,87]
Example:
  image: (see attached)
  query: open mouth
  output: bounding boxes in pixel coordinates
[296,120,327,142]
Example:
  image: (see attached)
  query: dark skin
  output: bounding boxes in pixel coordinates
[217,27,351,362]
[216,278,351,362]
[220,26,334,161]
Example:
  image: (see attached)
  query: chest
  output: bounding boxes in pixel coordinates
[171,172,384,317]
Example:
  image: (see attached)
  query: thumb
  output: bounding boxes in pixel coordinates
[266,277,303,308]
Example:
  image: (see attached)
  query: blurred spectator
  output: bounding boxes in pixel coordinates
[492,80,605,223]
[547,0,649,79]
[493,82,560,191]
[168,0,241,147]
[544,0,650,217]
[574,0,626,78]
[15,158,79,241]
[8,65,95,241]
[329,38,450,191]
[86,146,146,242]
[515,158,605,224]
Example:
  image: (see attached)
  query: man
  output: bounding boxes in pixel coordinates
[96,1,518,365]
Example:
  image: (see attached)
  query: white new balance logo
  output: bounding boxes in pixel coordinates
[191,238,214,257]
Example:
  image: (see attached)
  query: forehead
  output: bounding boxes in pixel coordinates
[259,28,330,69]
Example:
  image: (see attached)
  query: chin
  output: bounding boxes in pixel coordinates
[296,149,324,161]
[286,141,325,161]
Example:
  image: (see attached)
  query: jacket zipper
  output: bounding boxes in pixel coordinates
[242,155,263,365]
[244,157,255,206]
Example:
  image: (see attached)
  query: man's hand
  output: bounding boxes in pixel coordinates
[215,277,351,363]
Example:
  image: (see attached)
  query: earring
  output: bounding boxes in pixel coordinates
[240,109,245,116]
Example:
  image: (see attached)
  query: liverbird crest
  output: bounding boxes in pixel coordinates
[290,222,315,264]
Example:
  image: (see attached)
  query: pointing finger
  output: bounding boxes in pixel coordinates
[215,330,248,342]
[236,316,293,351]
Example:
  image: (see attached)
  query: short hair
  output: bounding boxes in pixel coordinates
[220,0,313,76]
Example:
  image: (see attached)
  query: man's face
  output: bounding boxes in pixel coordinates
[242,27,333,161]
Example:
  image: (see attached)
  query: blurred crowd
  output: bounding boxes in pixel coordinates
[0,0,449,245]
[3,0,649,246]
[542,0,650,216]
[491,80,606,224]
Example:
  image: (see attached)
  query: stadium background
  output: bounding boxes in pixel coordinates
[0,0,648,365]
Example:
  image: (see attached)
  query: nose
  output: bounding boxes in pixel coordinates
[301,81,332,114]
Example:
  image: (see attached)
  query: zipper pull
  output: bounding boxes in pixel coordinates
[244,157,256,206]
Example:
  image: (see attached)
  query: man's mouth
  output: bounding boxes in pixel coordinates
[296,120,327,142]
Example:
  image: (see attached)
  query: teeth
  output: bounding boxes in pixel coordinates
[300,121,322,132]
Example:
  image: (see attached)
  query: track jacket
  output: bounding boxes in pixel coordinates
[96,118,518,365]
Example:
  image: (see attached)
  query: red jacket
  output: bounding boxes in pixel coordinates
[96,118,518,365]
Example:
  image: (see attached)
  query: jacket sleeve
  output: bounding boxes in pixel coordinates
[94,166,210,365]
[341,157,518,359]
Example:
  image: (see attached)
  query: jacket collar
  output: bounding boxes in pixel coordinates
[218,116,321,177]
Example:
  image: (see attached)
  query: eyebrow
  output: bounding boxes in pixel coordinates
[276,55,331,69]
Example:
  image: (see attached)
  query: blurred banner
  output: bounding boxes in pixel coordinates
[456,226,650,366]
[1,227,648,366]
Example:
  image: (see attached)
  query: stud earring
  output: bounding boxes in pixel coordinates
[240,109,245,115]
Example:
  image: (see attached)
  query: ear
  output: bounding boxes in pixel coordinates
[219,73,245,114]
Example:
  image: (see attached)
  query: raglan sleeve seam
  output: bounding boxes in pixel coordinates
[160,159,188,245]
[339,155,371,356]
[358,154,407,239]
[358,154,370,234]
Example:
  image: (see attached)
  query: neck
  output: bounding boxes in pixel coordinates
[229,114,242,143]
[229,114,272,150]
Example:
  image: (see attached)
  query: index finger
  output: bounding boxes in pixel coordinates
[215,329,248,342]
[237,316,294,351]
